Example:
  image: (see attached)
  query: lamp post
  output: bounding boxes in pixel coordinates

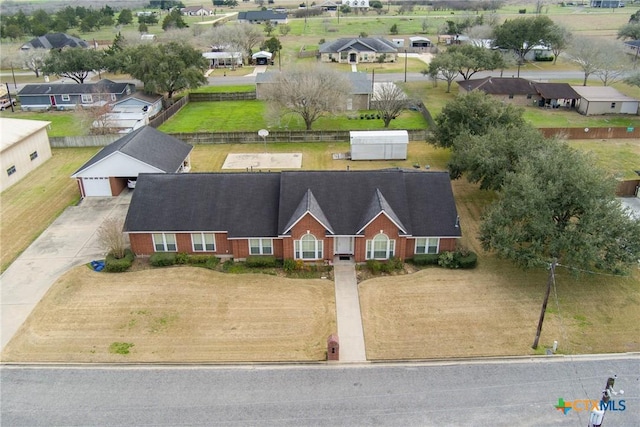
[404,49,407,82]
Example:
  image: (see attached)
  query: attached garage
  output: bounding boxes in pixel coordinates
[349,130,408,160]
[71,126,193,197]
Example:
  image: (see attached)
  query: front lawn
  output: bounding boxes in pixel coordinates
[158,100,427,133]
[0,110,87,137]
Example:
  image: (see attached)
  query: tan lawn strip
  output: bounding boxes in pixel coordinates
[360,260,640,360]
[1,266,336,363]
[0,147,100,272]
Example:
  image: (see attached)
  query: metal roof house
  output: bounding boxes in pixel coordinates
[123,170,461,263]
[17,79,135,111]
[571,86,639,116]
[350,131,408,161]
[1,118,52,192]
[71,126,193,197]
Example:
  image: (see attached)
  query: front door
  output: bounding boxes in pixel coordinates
[334,237,354,255]
[349,52,357,63]
[49,95,56,107]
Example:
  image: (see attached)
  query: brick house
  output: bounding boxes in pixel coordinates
[124,170,461,262]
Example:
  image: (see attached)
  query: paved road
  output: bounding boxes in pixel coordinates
[2,355,638,426]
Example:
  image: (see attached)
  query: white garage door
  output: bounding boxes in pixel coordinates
[82,177,111,197]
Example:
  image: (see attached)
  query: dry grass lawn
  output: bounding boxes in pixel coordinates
[1,267,336,363]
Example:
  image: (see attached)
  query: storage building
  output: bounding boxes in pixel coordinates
[350,130,408,160]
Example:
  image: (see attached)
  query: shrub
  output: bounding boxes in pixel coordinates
[175,252,189,265]
[458,251,478,269]
[245,255,277,268]
[385,256,404,272]
[411,254,439,266]
[518,8,526,13]
[105,249,135,272]
[222,259,235,271]
[366,259,383,273]
[150,252,177,267]
[283,258,296,273]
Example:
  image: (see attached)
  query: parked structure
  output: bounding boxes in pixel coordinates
[203,51,244,68]
[1,118,52,191]
[350,131,408,160]
[71,126,192,197]
[319,37,398,64]
[17,79,135,111]
[181,6,214,16]
[92,93,164,134]
[572,86,639,115]
[123,170,461,263]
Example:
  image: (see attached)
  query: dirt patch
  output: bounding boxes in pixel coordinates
[1,266,336,363]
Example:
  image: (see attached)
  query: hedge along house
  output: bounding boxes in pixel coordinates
[71,126,193,198]
[123,170,461,263]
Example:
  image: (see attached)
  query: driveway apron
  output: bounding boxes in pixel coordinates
[1,195,131,350]
[333,258,367,362]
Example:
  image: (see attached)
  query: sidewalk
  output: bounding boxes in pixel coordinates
[333,258,367,362]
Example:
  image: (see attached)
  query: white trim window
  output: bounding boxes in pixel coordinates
[191,233,215,252]
[294,233,323,260]
[110,94,117,101]
[366,233,395,260]
[61,94,70,101]
[249,238,273,255]
[415,237,439,255]
[153,233,177,252]
[81,94,93,103]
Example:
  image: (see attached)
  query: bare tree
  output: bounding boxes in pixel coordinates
[464,24,493,46]
[261,65,351,130]
[547,23,572,65]
[569,37,630,86]
[373,83,408,128]
[18,49,49,78]
[97,218,127,259]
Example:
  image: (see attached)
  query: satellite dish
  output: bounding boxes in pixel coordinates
[258,129,269,137]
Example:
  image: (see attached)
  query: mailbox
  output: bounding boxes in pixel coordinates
[327,334,339,361]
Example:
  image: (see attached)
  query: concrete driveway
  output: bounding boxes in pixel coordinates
[1,194,131,350]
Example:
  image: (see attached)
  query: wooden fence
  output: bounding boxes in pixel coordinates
[189,92,257,102]
[616,180,640,197]
[148,95,189,128]
[50,135,120,148]
[539,127,640,139]
[167,129,430,144]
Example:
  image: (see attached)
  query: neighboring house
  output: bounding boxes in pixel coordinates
[590,0,623,6]
[371,82,407,109]
[522,44,553,62]
[92,93,163,134]
[71,126,193,197]
[181,6,214,16]
[459,77,581,108]
[203,51,244,68]
[409,36,432,48]
[459,77,539,105]
[17,79,135,111]
[255,71,372,110]
[0,118,52,192]
[319,37,398,64]
[623,40,640,58]
[237,10,288,25]
[20,32,90,51]
[571,86,639,116]
[123,170,461,263]
[316,1,338,11]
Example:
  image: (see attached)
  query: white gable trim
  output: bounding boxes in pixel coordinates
[71,151,164,178]
[283,210,335,235]
[356,211,408,235]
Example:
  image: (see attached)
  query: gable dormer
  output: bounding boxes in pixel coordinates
[282,189,334,235]
[356,188,408,235]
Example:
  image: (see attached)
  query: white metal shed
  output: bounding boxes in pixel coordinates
[350,130,408,160]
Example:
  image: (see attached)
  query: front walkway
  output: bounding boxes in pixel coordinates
[333,258,367,362]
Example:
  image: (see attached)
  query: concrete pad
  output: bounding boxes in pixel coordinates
[222,153,302,170]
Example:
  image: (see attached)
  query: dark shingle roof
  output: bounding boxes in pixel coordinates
[72,126,193,176]
[459,77,537,95]
[532,82,581,100]
[319,37,398,54]
[124,170,460,238]
[237,10,287,20]
[21,33,89,50]
[124,173,282,237]
[18,79,133,96]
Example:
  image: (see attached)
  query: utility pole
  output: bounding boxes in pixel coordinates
[404,49,408,82]
[532,259,556,350]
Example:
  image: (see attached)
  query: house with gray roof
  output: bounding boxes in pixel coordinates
[17,79,135,111]
[256,71,373,110]
[20,33,90,51]
[71,126,193,197]
[319,37,398,64]
[123,170,461,263]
